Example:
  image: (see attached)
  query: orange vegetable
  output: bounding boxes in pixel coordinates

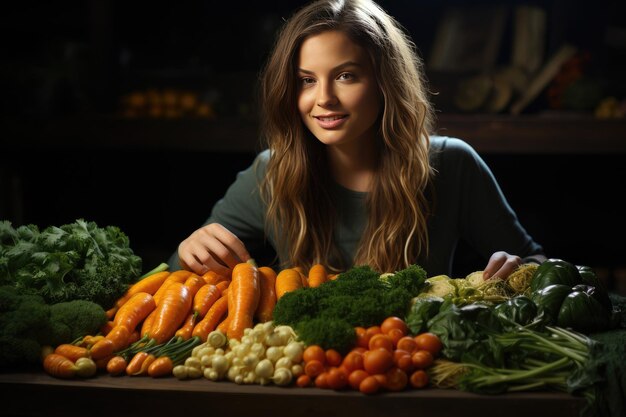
[380,316,408,336]
[216,316,230,334]
[385,367,408,391]
[275,268,303,300]
[411,350,434,369]
[113,292,156,331]
[183,273,207,297]
[105,325,132,351]
[140,309,157,337]
[192,294,229,341]
[414,332,443,356]
[255,266,277,323]
[326,367,348,390]
[43,353,77,379]
[359,375,380,394]
[202,270,230,285]
[175,312,197,340]
[226,261,260,340]
[115,271,170,309]
[149,282,192,344]
[409,369,429,388]
[106,356,128,376]
[53,344,89,362]
[363,348,394,375]
[307,264,328,288]
[193,284,221,318]
[126,351,150,376]
[152,270,192,305]
[148,356,174,378]
[215,280,230,293]
[89,339,115,360]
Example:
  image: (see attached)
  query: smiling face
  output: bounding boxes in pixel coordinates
[297,30,382,151]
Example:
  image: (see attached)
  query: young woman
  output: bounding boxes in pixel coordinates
[170,0,545,279]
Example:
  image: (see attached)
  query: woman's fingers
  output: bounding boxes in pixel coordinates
[483,251,521,280]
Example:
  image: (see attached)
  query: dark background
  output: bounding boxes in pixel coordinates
[1,1,625,293]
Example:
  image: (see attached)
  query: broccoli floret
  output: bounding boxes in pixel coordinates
[47,300,107,346]
[295,318,356,354]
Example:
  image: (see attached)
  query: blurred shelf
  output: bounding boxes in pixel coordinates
[3,114,626,154]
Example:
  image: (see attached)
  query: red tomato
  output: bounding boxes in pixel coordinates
[411,350,434,370]
[393,349,414,373]
[363,348,394,375]
[409,369,429,388]
[380,316,408,336]
[341,351,364,373]
[368,333,394,352]
[325,349,342,367]
[359,375,381,394]
[396,336,418,354]
[385,367,408,391]
[414,332,443,356]
[303,345,326,364]
[326,367,348,390]
[348,369,369,390]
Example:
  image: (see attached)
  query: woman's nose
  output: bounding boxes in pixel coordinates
[317,81,338,107]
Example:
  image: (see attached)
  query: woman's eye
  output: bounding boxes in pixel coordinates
[301,77,315,86]
[338,73,354,81]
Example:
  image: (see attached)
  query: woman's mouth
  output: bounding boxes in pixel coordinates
[313,114,348,129]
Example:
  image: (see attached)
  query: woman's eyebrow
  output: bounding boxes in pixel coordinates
[298,61,362,74]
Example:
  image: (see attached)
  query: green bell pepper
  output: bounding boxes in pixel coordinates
[529,258,582,292]
[493,295,537,326]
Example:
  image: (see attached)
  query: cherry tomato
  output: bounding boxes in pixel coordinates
[409,369,429,388]
[325,349,342,367]
[304,359,325,378]
[393,349,414,373]
[326,367,348,390]
[303,345,326,364]
[341,350,364,373]
[363,348,394,375]
[387,328,405,346]
[414,332,443,356]
[355,326,371,349]
[296,374,312,387]
[385,367,408,391]
[396,336,418,354]
[315,371,329,389]
[348,369,369,390]
[411,350,434,370]
[368,333,394,352]
[359,375,381,394]
[380,316,408,336]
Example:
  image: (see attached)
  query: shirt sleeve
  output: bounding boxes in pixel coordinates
[437,137,543,261]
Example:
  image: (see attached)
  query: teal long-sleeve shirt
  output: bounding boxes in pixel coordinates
[168,136,543,275]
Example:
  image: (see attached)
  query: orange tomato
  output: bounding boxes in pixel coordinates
[396,336,418,354]
[304,359,325,378]
[414,332,443,356]
[363,348,394,375]
[315,371,329,389]
[366,325,382,338]
[359,375,381,394]
[355,326,370,349]
[411,349,434,370]
[341,351,364,373]
[326,367,348,390]
[393,349,414,373]
[325,349,342,367]
[348,369,369,390]
[303,345,326,364]
[385,367,408,391]
[380,316,408,336]
[409,369,429,388]
[296,374,312,387]
[368,333,394,352]
[387,328,405,346]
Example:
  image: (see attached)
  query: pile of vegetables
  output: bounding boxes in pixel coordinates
[0,219,142,307]
[272,264,426,353]
[0,285,107,368]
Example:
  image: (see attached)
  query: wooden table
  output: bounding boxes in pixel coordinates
[0,371,585,417]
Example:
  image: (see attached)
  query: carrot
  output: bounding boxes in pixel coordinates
[202,270,230,285]
[216,316,230,334]
[140,309,157,337]
[193,284,221,318]
[308,264,328,288]
[294,266,309,288]
[105,325,132,351]
[184,273,207,297]
[152,270,192,305]
[105,306,118,320]
[94,355,113,370]
[139,354,157,376]
[148,356,174,378]
[328,273,340,281]
[113,292,156,331]
[128,330,141,345]
[275,268,304,300]
[106,355,128,376]
[126,351,150,376]
[115,271,170,309]
[148,282,192,344]
[255,266,277,323]
[192,294,229,341]
[226,260,260,340]
[90,339,115,360]
[43,353,77,379]
[54,344,89,362]
[215,280,231,293]
[175,313,197,340]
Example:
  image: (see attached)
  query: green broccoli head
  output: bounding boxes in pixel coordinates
[0,335,43,368]
[48,300,107,345]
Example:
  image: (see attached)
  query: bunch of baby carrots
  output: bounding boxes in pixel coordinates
[42,261,334,379]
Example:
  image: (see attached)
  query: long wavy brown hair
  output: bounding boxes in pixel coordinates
[259,0,434,273]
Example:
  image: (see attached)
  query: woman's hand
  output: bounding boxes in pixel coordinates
[482,251,522,280]
[177,223,251,276]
